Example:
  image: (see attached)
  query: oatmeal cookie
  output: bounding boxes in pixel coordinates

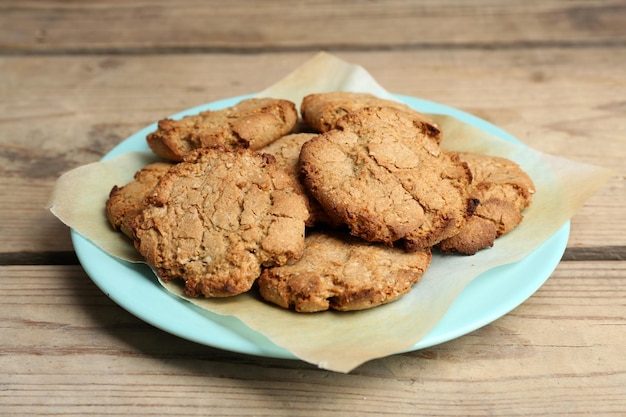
[438,152,536,255]
[132,147,309,298]
[299,107,471,251]
[105,162,173,239]
[301,92,441,142]
[258,230,432,312]
[147,98,298,162]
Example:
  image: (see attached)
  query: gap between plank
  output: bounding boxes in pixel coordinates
[561,246,626,262]
[0,247,623,266]
[1,39,626,56]
[0,251,79,266]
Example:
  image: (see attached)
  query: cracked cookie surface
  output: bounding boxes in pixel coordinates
[106,162,173,239]
[258,229,432,312]
[301,92,441,142]
[299,106,471,251]
[261,132,340,227]
[147,98,298,162]
[132,147,309,298]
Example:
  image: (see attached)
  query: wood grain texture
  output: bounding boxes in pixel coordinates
[3,49,624,173]
[1,2,625,415]
[2,0,626,53]
[1,50,624,253]
[1,262,624,416]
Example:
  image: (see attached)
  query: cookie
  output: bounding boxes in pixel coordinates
[438,152,536,255]
[261,132,339,227]
[436,215,497,255]
[132,147,309,298]
[105,162,173,239]
[258,230,432,312]
[147,98,298,162]
[299,106,471,251]
[301,92,441,142]
[260,133,317,174]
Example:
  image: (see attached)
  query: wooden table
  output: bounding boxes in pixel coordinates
[1,1,625,415]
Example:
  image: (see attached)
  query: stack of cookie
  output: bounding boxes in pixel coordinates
[106,93,535,312]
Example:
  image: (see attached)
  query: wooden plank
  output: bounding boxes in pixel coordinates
[3,175,620,255]
[1,262,624,415]
[0,178,74,253]
[1,0,626,53]
[3,50,624,175]
[1,50,624,253]
[4,49,625,165]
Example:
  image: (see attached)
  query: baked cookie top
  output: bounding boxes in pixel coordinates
[105,162,173,239]
[458,152,535,213]
[260,133,317,174]
[147,98,298,162]
[301,91,441,142]
[132,147,309,298]
[299,106,471,251]
[258,230,432,312]
[261,132,339,227]
[438,152,536,255]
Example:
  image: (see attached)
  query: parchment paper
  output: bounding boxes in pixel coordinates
[48,52,613,373]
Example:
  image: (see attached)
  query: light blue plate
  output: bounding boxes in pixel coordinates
[72,94,569,359]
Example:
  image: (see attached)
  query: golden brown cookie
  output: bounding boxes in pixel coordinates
[437,215,497,255]
[260,133,317,174]
[301,92,441,143]
[147,98,298,162]
[105,162,173,239]
[258,230,432,312]
[438,152,536,255]
[261,132,339,227]
[132,147,309,298]
[299,107,471,251]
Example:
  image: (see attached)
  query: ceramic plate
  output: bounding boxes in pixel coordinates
[72,94,569,359]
